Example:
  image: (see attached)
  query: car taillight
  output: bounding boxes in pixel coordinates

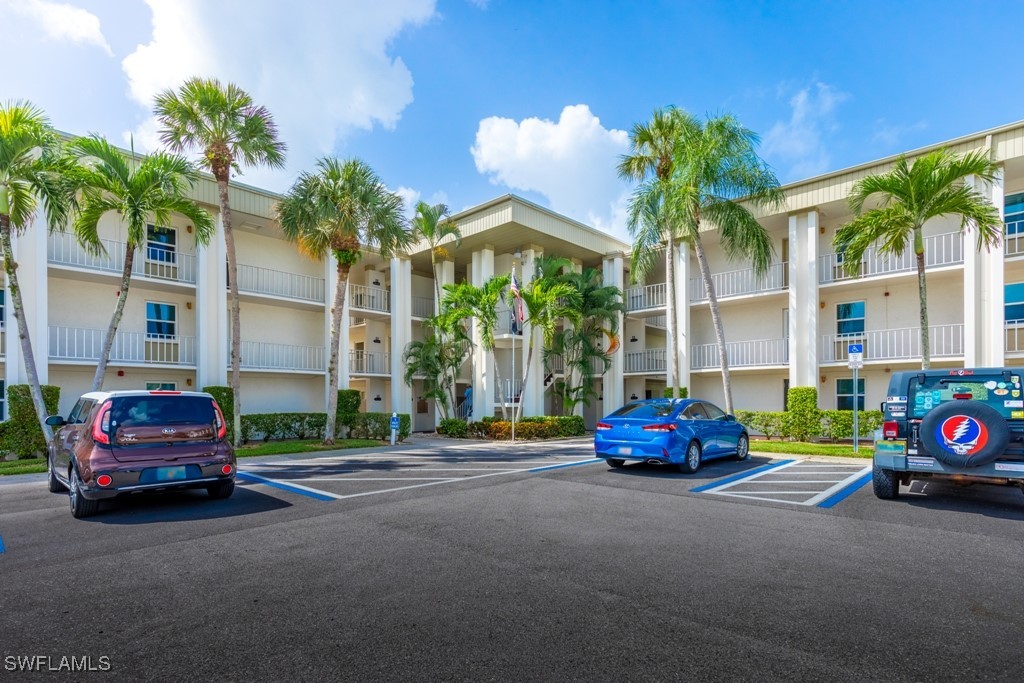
[642,424,677,432]
[212,400,227,440]
[596,422,612,430]
[883,420,899,439]
[92,402,112,445]
[96,474,113,487]
[221,464,233,475]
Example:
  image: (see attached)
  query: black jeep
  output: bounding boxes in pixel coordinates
[873,368,1024,499]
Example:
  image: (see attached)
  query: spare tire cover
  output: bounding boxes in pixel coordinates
[919,400,1010,467]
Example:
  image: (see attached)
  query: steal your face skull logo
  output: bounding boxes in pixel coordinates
[937,415,988,456]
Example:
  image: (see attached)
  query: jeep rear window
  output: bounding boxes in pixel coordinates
[108,396,215,430]
[909,374,1024,419]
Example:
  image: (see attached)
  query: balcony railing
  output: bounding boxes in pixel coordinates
[412,296,435,319]
[1006,220,1024,257]
[647,315,667,329]
[820,324,964,363]
[349,350,390,375]
[495,379,523,403]
[819,231,963,284]
[240,341,324,371]
[689,262,787,302]
[349,284,390,313]
[624,348,666,374]
[691,338,788,370]
[624,283,666,312]
[547,354,565,375]
[495,307,525,336]
[236,263,325,303]
[49,326,196,365]
[48,233,197,284]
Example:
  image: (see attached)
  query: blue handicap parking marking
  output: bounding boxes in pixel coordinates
[694,460,872,507]
[0,535,5,554]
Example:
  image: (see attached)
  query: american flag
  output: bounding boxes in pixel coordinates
[510,271,524,322]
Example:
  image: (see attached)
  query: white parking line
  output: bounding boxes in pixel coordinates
[699,461,872,506]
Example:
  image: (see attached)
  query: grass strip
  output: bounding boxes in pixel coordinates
[750,440,873,459]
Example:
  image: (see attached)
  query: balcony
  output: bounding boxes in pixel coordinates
[49,326,196,366]
[820,324,964,364]
[48,234,197,285]
[819,231,962,284]
[691,338,788,370]
[689,262,787,302]
[239,341,324,372]
[624,283,666,313]
[495,379,523,403]
[412,296,435,319]
[349,350,390,375]
[236,263,325,303]
[349,284,390,314]
[624,348,666,374]
[495,307,525,336]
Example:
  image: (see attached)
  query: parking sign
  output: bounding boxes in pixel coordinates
[847,343,863,369]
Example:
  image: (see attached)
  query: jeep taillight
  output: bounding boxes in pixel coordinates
[92,401,112,445]
[883,420,899,439]
[212,400,227,440]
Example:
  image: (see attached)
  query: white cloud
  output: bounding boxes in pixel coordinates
[871,119,928,148]
[471,104,631,240]
[762,81,849,179]
[120,0,437,190]
[2,0,113,55]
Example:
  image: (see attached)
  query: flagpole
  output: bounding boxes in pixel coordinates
[511,265,516,444]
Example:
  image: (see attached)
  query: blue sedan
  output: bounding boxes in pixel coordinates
[594,399,750,473]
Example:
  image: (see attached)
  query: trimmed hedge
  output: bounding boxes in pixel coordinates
[437,418,468,438]
[1,385,61,459]
[336,389,361,430]
[662,387,689,399]
[786,386,821,441]
[735,408,883,441]
[463,415,585,440]
[347,412,411,441]
[241,411,410,443]
[203,386,234,442]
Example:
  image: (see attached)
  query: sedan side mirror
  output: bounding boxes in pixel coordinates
[44,415,66,427]
[724,414,736,423]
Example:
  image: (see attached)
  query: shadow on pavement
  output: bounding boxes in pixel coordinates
[83,486,293,525]
[598,456,777,480]
[897,480,1024,520]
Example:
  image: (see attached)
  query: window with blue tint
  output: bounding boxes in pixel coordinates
[0,289,5,327]
[146,302,176,338]
[1006,193,1024,235]
[836,301,865,336]
[836,378,865,411]
[610,401,676,419]
[147,225,177,264]
[1006,283,1024,323]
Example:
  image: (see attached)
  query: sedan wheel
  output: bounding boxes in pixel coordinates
[69,467,100,519]
[678,441,701,474]
[734,434,750,461]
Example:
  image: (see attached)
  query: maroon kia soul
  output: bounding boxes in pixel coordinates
[45,390,236,518]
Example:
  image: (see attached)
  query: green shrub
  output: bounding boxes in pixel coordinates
[662,386,689,399]
[820,410,884,441]
[475,415,585,440]
[203,386,234,442]
[466,421,489,438]
[336,389,362,430]
[746,411,791,440]
[438,418,468,438]
[786,386,821,441]
[2,385,60,458]
[734,410,757,429]
[348,413,410,441]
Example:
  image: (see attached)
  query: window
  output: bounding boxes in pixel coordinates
[147,225,177,264]
[0,289,5,327]
[837,378,865,411]
[146,302,177,338]
[836,301,865,336]
[1006,283,1024,323]
[146,382,177,391]
[681,403,708,420]
[1006,193,1024,235]
[0,381,4,421]
[67,399,94,424]
[701,402,726,420]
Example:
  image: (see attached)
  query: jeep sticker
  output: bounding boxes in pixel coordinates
[1004,400,1024,408]
[937,415,989,457]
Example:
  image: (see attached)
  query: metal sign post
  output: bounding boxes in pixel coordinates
[847,343,864,453]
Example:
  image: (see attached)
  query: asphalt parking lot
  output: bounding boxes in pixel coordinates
[2,438,1024,681]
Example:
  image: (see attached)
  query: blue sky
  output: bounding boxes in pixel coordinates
[2,0,1022,240]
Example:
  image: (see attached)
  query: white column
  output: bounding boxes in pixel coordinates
[602,253,625,413]
[196,210,228,389]
[964,169,1005,366]
[390,256,413,416]
[788,210,819,389]
[471,247,494,420]
[521,246,544,416]
[6,216,50,390]
[674,243,691,394]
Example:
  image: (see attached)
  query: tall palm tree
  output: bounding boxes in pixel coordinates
[402,315,469,420]
[0,101,75,441]
[834,148,1001,369]
[411,201,460,307]
[154,77,286,446]
[618,107,687,399]
[516,276,581,421]
[277,157,412,444]
[657,112,784,414]
[69,135,214,391]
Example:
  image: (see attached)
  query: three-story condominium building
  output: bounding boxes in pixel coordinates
[3,120,1024,427]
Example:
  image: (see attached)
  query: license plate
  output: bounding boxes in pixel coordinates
[616,447,633,456]
[156,466,188,481]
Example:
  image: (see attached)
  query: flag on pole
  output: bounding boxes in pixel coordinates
[510,271,524,322]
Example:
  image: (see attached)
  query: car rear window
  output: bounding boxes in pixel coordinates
[109,396,216,429]
[909,373,1024,419]
[610,402,677,419]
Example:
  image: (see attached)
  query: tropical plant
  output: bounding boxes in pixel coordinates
[411,201,460,306]
[68,135,214,391]
[632,111,784,415]
[402,316,470,420]
[618,106,687,399]
[834,148,1001,369]
[0,101,75,442]
[154,77,286,446]
[277,157,412,443]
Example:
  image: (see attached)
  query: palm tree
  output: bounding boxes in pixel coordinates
[656,112,784,414]
[69,135,214,391]
[834,148,1001,369]
[411,201,460,307]
[154,77,286,446]
[618,107,687,399]
[402,316,469,420]
[277,157,412,444]
[0,101,75,441]
[516,275,582,421]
